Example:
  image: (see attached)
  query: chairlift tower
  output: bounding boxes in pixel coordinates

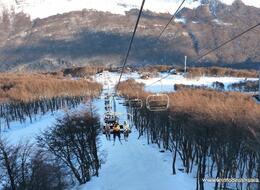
[258,67,260,99]
[184,56,187,73]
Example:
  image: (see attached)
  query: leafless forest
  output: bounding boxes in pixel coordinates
[0,73,102,128]
[118,79,260,190]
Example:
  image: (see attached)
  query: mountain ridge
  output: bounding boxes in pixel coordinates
[1,0,260,20]
[0,0,259,71]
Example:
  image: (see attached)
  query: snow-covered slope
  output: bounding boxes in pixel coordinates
[1,0,259,20]
[219,0,260,7]
[2,72,258,189]
[83,71,204,190]
[0,0,200,19]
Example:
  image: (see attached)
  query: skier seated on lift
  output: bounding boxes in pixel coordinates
[112,122,121,144]
[105,123,111,140]
[123,121,130,141]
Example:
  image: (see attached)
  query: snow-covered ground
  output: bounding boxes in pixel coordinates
[1,0,260,20]
[1,71,258,190]
[82,71,213,190]
[1,110,62,144]
[1,104,89,144]
[137,74,259,93]
[81,125,198,190]
[2,71,257,145]
[82,71,259,190]
[95,71,258,93]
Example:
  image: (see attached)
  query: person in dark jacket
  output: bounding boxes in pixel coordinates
[123,121,130,141]
[105,123,111,140]
[113,122,121,145]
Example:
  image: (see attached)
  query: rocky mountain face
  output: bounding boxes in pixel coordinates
[0,0,259,71]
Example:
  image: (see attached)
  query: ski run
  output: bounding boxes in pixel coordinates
[1,72,258,190]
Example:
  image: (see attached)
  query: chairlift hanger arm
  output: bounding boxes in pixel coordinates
[146,94,170,111]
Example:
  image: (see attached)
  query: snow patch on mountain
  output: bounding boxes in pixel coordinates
[219,0,260,7]
[1,0,260,20]
[0,0,199,19]
[0,0,259,20]
[174,17,186,24]
[212,19,233,26]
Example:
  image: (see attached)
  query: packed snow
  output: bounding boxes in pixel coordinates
[0,104,89,144]
[1,0,259,20]
[1,110,62,144]
[96,71,258,93]
[81,72,212,190]
[137,74,259,93]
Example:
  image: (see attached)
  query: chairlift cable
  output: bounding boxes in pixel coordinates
[192,23,260,66]
[146,22,260,87]
[157,0,186,40]
[116,0,186,92]
[116,0,146,92]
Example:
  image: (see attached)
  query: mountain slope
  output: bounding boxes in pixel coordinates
[0,0,260,20]
[0,0,201,19]
[0,0,259,71]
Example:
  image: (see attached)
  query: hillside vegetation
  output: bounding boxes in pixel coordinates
[0,73,102,102]
[118,79,260,190]
[118,79,260,139]
[186,67,259,78]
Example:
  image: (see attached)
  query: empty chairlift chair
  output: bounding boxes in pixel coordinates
[129,98,143,109]
[104,96,110,105]
[146,94,169,111]
[105,104,112,111]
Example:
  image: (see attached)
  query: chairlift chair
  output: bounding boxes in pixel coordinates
[105,100,110,106]
[105,104,112,111]
[129,98,143,109]
[104,96,110,105]
[102,112,132,134]
[146,94,169,111]
[104,112,118,124]
[122,100,130,106]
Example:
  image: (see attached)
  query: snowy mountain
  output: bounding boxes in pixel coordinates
[0,0,260,19]
[0,0,199,19]
[0,0,259,71]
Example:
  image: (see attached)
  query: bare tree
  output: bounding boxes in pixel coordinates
[28,150,68,190]
[37,111,100,185]
[0,138,67,190]
[0,138,20,190]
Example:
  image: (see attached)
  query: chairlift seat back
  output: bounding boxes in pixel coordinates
[129,98,143,109]
[146,94,169,111]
